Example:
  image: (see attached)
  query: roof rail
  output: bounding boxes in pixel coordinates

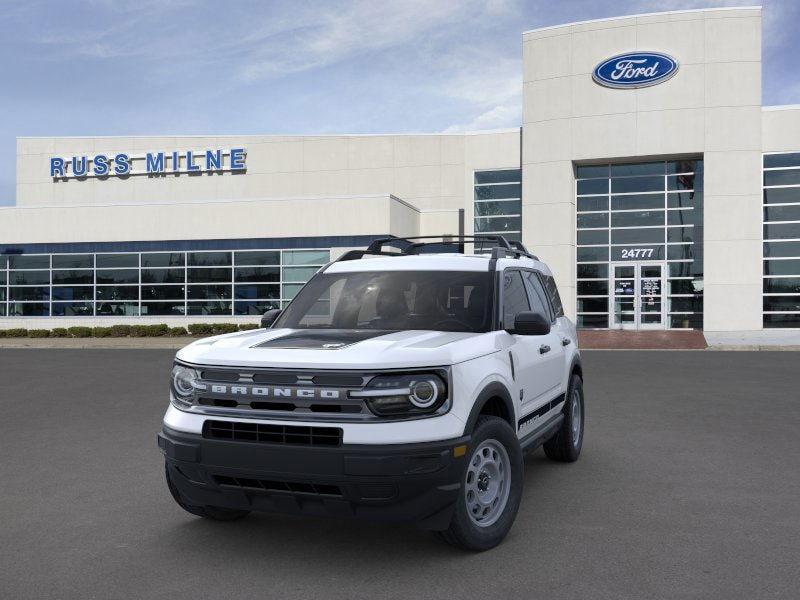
[333,235,539,262]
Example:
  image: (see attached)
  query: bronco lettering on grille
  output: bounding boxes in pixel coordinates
[209,385,341,400]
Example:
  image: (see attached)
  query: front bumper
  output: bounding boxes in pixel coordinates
[158,425,470,530]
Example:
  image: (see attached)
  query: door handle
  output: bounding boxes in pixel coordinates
[561,338,571,346]
[539,344,551,354]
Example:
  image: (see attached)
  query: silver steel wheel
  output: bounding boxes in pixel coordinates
[571,387,582,448]
[464,439,511,528]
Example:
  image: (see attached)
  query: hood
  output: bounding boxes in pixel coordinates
[176,328,502,369]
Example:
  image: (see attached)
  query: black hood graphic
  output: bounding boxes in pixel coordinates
[254,329,397,350]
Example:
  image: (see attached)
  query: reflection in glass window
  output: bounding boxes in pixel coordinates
[0,247,330,319]
[188,252,232,267]
[52,302,94,316]
[96,269,138,284]
[141,253,185,268]
[10,271,50,285]
[96,254,137,268]
[9,255,48,269]
[474,170,522,245]
[52,254,93,269]
[764,153,800,328]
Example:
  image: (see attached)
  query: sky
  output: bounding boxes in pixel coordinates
[1,0,799,206]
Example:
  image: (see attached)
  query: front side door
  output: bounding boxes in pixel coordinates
[501,270,561,413]
[610,262,666,330]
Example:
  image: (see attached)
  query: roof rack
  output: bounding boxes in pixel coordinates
[335,235,538,262]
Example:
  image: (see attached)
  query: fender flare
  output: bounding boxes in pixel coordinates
[463,381,516,435]
[570,353,583,381]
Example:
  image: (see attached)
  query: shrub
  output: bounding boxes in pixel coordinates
[92,327,113,338]
[167,326,188,337]
[129,325,149,337]
[188,323,214,336]
[238,324,260,331]
[109,324,132,337]
[27,329,51,338]
[51,328,70,338]
[146,324,169,337]
[68,326,92,338]
[4,328,29,338]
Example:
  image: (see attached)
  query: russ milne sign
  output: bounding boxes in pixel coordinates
[50,148,246,179]
[592,52,678,89]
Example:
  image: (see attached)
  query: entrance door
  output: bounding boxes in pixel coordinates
[610,262,666,330]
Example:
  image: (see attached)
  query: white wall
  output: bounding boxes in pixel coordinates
[17,131,520,217]
[0,194,417,244]
[522,7,764,330]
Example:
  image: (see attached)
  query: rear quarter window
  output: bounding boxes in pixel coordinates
[542,274,565,318]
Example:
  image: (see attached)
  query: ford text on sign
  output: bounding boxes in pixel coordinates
[592,52,678,89]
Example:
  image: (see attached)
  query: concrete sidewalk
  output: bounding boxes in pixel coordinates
[0,337,200,349]
[0,331,798,350]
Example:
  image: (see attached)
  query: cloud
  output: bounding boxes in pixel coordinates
[235,0,477,81]
[442,102,521,132]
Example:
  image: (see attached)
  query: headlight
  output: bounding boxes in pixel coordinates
[351,372,448,417]
[170,364,201,408]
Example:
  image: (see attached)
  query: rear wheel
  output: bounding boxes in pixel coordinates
[165,463,250,521]
[439,416,523,551]
[543,374,584,462]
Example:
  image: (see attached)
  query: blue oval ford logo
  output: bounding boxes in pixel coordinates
[592,52,678,89]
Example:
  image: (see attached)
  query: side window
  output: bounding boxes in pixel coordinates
[542,274,565,318]
[502,270,530,327]
[522,271,551,320]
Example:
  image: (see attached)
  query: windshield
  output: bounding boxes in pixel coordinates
[274,270,494,333]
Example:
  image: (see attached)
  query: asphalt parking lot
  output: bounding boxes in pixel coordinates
[1,350,798,600]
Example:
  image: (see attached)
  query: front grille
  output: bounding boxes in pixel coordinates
[203,420,342,447]
[189,367,373,421]
[213,475,343,497]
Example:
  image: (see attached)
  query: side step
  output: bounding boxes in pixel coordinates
[519,413,564,452]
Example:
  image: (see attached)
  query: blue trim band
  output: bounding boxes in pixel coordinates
[0,235,386,255]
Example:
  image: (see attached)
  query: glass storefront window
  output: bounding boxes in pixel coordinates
[763,153,800,328]
[474,170,521,245]
[576,159,704,329]
[141,253,185,268]
[52,254,94,269]
[188,251,232,267]
[0,248,329,318]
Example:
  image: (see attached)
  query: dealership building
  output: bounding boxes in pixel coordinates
[2,6,799,334]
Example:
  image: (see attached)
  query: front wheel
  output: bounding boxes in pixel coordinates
[439,416,523,551]
[543,374,584,462]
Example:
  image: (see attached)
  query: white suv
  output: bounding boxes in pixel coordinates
[158,236,584,551]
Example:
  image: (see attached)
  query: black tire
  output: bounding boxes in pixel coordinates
[439,416,523,551]
[165,463,250,521]
[543,374,584,462]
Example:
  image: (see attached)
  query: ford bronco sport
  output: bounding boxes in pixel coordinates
[158,235,584,551]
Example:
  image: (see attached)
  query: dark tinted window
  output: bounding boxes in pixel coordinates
[542,274,565,318]
[522,272,551,320]
[96,254,137,268]
[502,271,530,328]
[9,255,49,269]
[141,253,185,267]
[52,254,93,269]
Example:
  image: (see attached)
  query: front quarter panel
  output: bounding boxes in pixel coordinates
[451,345,516,436]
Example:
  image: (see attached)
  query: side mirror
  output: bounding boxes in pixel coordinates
[260,308,282,329]
[508,311,551,336]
